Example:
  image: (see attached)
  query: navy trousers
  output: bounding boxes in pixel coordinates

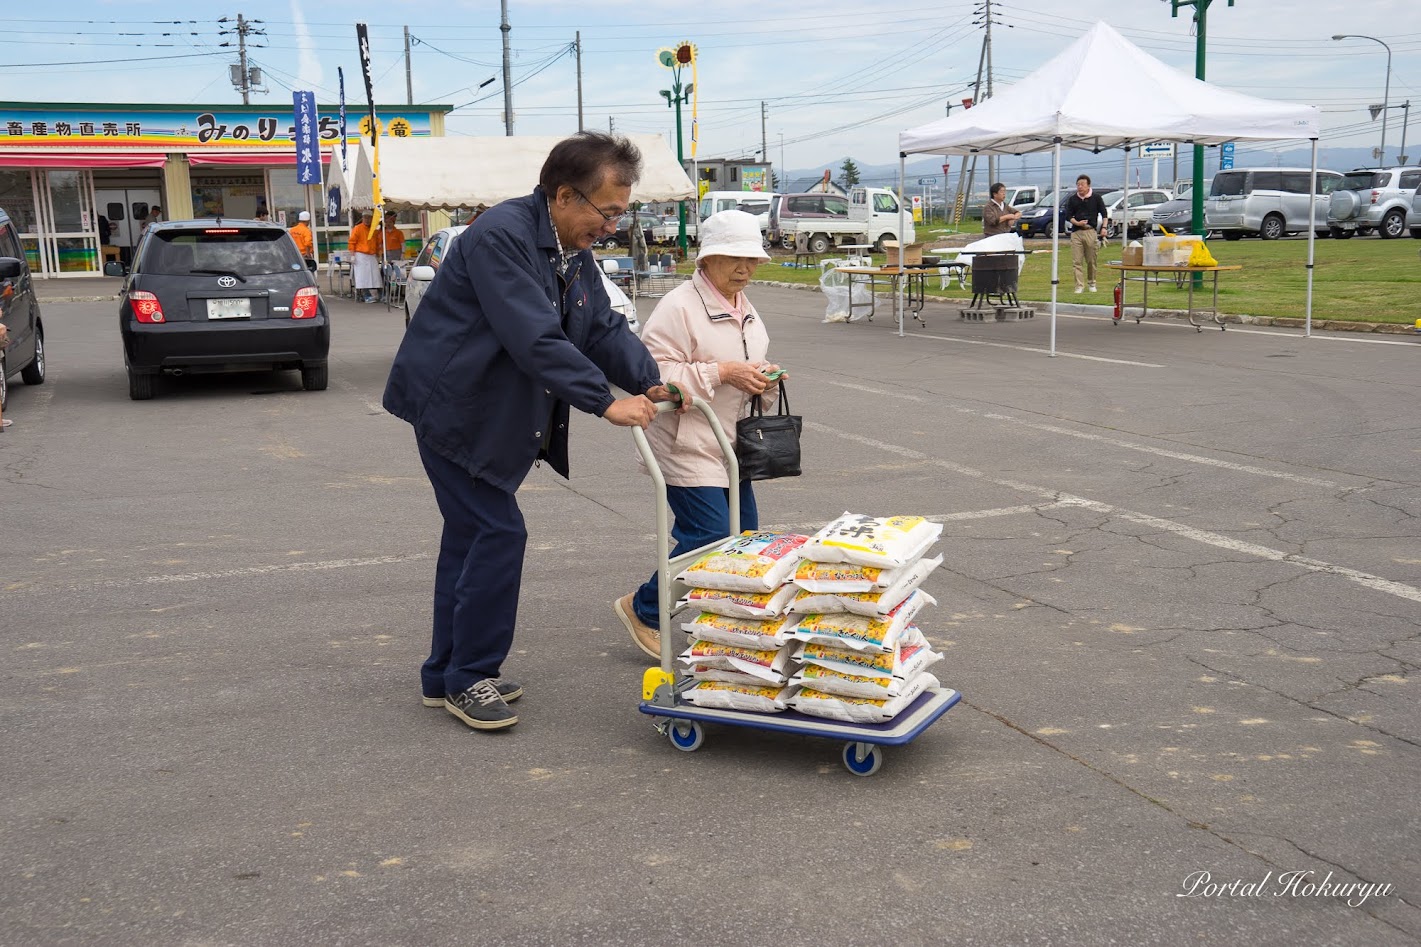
[632,482,759,630]
[417,439,527,697]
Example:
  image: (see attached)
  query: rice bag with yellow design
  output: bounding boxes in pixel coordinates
[679,612,795,650]
[784,591,927,652]
[685,664,784,688]
[679,583,798,620]
[681,680,797,714]
[678,639,796,685]
[789,586,938,619]
[674,531,810,592]
[802,513,943,569]
[796,627,941,682]
[792,553,943,598]
[788,672,940,723]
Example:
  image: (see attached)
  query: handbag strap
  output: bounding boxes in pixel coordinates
[747,379,790,418]
[775,379,790,416]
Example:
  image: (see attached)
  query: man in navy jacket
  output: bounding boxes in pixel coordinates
[384,132,678,730]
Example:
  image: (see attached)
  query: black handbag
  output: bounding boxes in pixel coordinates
[735,380,802,481]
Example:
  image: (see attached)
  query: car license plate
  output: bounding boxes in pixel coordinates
[207,298,251,319]
[1020,223,1029,231]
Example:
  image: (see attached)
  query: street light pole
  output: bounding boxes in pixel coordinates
[1333,34,1392,164]
[658,43,696,256]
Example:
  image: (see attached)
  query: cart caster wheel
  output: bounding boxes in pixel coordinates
[668,721,704,752]
[842,741,883,777]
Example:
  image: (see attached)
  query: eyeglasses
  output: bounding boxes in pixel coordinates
[571,186,622,222]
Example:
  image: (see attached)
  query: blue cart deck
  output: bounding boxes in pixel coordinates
[639,686,960,747]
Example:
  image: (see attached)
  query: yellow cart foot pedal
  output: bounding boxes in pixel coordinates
[642,667,675,702]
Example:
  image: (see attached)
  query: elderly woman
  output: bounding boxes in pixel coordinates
[615,209,785,656]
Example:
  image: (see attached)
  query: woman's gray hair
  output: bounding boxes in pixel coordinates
[539,132,643,196]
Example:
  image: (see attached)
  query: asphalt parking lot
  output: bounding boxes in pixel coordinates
[3,285,1419,945]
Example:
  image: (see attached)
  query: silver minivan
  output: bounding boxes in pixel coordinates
[1205,168,1343,240]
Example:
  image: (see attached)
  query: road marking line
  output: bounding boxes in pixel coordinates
[821,380,1334,487]
[1059,311,1421,345]
[805,420,1421,606]
[332,375,386,415]
[907,331,1165,367]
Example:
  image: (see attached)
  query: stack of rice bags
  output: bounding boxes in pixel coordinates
[672,531,810,714]
[784,513,946,724]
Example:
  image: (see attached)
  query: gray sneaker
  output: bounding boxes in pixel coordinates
[423,679,522,707]
[444,679,518,730]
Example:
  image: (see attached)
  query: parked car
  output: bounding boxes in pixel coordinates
[651,214,697,245]
[1410,184,1421,238]
[768,192,851,248]
[0,207,46,412]
[594,213,656,250]
[698,190,778,226]
[963,184,1039,220]
[1326,166,1421,239]
[405,227,641,333]
[1204,167,1342,240]
[119,219,329,400]
[1013,186,1121,239]
[1150,178,1212,235]
[1101,188,1173,238]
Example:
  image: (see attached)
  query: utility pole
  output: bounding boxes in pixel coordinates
[761,102,768,176]
[983,0,995,185]
[219,14,265,104]
[1170,0,1234,239]
[609,116,615,133]
[1399,100,1411,164]
[500,0,514,135]
[576,32,584,131]
[403,26,413,106]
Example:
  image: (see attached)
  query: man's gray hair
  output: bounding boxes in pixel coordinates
[539,132,642,197]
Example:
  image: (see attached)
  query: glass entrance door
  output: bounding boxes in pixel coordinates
[36,169,99,275]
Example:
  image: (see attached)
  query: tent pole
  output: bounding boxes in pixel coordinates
[1049,139,1060,357]
[1305,138,1317,337]
[1122,146,1131,242]
[897,152,906,338]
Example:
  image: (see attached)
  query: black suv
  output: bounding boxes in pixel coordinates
[595,213,656,250]
[0,207,46,413]
[120,220,330,400]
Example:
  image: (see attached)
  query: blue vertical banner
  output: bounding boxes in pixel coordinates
[338,67,348,172]
[1220,142,1235,171]
[293,91,320,185]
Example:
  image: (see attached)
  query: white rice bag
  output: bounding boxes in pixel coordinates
[789,587,938,619]
[679,612,795,651]
[784,591,928,653]
[793,553,943,595]
[678,639,797,685]
[802,513,943,569]
[788,672,940,724]
[674,531,810,593]
[681,680,797,714]
[685,664,785,688]
[794,629,943,689]
[679,584,798,620]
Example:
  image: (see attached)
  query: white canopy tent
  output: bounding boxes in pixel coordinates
[328,133,696,212]
[895,21,1323,351]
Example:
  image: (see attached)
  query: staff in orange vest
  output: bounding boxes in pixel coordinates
[349,210,380,303]
[289,210,315,270]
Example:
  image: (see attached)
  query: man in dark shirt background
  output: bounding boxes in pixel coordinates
[1064,174,1108,293]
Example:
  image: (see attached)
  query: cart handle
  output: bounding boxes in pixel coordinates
[619,390,741,672]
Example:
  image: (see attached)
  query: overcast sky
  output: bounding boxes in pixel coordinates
[4,0,1419,173]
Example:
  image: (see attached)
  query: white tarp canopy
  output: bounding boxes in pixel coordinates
[328,133,695,212]
[899,21,1320,155]
[891,21,1323,350]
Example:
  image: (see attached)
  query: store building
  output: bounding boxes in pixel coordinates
[0,101,451,277]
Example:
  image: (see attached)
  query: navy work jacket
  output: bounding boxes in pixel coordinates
[383,188,661,492]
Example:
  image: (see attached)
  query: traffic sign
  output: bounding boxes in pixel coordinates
[917,177,936,185]
[1220,141,1235,171]
[1138,141,1174,159]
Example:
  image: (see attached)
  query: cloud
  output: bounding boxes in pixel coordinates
[291,0,324,89]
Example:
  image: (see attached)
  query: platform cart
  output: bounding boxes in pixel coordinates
[631,397,960,776]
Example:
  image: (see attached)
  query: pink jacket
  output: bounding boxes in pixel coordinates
[638,270,776,488]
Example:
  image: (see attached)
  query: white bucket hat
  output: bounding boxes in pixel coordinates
[697,209,769,262]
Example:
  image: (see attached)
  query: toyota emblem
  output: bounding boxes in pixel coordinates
[217,276,238,288]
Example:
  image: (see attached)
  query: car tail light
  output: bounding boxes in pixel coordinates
[1370,190,1381,205]
[291,286,320,319]
[129,290,165,323]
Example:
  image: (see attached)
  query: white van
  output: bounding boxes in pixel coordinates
[697,191,777,231]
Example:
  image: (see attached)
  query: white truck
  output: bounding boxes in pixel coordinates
[773,186,916,254]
